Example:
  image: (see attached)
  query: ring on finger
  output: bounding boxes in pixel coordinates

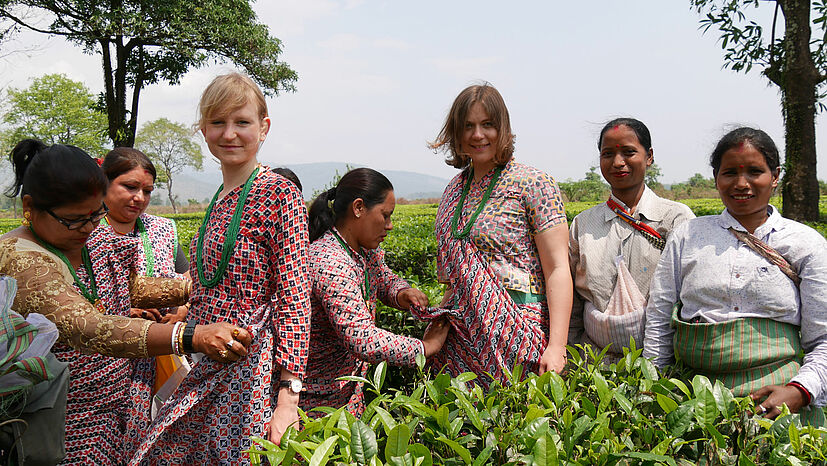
[226,339,235,349]
[219,349,229,359]
[232,328,241,338]
[757,404,767,415]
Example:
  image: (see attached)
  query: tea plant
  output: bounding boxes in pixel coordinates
[247,345,827,465]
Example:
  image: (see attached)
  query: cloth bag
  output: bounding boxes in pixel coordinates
[584,256,646,354]
[0,276,69,465]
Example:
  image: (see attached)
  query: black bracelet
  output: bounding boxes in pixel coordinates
[182,321,197,354]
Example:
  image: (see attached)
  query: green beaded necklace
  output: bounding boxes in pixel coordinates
[450,166,503,239]
[332,229,370,301]
[103,216,155,277]
[28,226,99,304]
[195,166,260,288]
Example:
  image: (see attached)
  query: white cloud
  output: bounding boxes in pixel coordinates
[372,37,411,50]
[317,33,362,52]
[256,0,339,36]
[428,56,503,80]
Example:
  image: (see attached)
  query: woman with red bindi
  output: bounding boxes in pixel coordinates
[568,118,694,362]
[644,127,827,425]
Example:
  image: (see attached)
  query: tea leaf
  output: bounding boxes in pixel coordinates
[350,420,378,464]
[385,424,411,459]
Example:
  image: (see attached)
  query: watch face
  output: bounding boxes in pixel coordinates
[290,379,302,393]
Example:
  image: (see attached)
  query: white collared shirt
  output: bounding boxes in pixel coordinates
[643,206,827,406]
[568,186,694,343]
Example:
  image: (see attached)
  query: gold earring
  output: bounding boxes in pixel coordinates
[21,211,30,227]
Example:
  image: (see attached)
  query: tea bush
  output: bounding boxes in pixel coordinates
[248,346,827,465]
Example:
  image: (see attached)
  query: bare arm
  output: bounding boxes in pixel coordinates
[534,223,573,374]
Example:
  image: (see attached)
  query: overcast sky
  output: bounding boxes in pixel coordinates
[0,0,825,184]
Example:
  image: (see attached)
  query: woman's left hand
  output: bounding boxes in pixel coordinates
[160,305,188,324]
[266,403,299,446]
[397,287,429,310]
[750,385,808,418]
[538,344,566,375]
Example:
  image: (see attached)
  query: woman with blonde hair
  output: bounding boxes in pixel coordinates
[130,73,311,465]
[417,83,572,387]
[1,139,249,465]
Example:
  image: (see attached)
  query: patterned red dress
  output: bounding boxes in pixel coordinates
[301,228,423,417]
[129,169,311,465]
[413,160,566,388]
[54,228,142,465]
[93,214,183,461]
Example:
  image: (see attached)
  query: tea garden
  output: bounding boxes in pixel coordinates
[1,198,826,464]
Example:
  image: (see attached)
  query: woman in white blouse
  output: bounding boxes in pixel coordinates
[568,118,693,360]
[643,127,827,423]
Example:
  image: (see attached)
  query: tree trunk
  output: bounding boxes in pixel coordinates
[779,0,820,221]
[166,169,178,214]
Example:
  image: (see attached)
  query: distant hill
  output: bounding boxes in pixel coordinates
[160,162,450,203]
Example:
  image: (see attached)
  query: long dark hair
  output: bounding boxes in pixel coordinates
[101,147,157,182]
[6,139,108,210]
[308,168,393,242]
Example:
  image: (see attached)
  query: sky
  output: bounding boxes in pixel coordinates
[0,0,825,184]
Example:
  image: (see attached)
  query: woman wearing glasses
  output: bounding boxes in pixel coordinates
[1,139,251,465]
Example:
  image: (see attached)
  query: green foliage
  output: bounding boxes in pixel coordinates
[135,118,203,213]
[558,168,610,202]
[0,0,297,146]
[645,163,663,190]
[0,74,109,156]
[670,173,717,199]
[311,164,357,200]
[248,349,827,465]
[691,0,827,100]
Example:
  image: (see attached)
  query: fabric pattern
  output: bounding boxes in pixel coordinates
[0,237,152,358]
[436,160,566,295]
[96,214,183,463]
[302,228,423,417]
[568,186,694,351]
[421,160,564,388]
[643,206,827,407]
[671,307,826,426]
[130,168,311,466]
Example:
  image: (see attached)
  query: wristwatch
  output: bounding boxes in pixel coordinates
[278,378,303,394]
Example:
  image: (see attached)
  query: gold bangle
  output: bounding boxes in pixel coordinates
[177,323,185,355]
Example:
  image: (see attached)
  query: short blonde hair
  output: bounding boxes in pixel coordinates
[430,83,515,169]
[197,73,268,129]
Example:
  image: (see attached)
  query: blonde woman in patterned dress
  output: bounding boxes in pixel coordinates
[568,118,693,361]
[421,83,572,387]
[1,139,250,465]
[131,73,312,465]
[302,168,449,417]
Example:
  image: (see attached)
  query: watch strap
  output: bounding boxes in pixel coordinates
[182,320,197,354]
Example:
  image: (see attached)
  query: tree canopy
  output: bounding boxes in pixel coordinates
[692,0,827,221]
[0,73,109,155]
[0,0,297,147]
[135,117,202,214]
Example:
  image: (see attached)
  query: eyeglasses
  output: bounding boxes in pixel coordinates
[45,204,109,230]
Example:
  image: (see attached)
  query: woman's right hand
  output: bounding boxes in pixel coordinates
[422,317,450,357]
[192,322,252,363]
